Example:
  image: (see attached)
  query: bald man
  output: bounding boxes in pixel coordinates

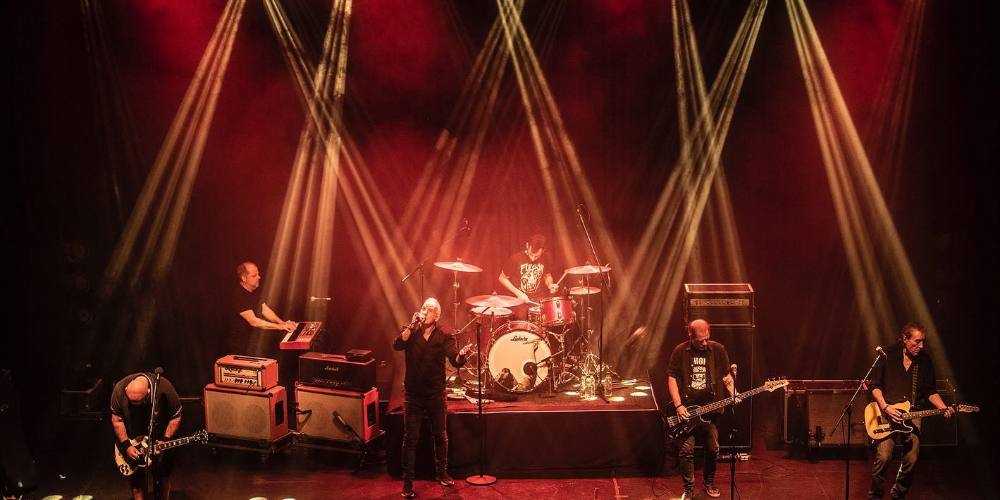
[110,373,182,500]
[227,262,296,356]
[667,319,735,499]
[392,298,471,498]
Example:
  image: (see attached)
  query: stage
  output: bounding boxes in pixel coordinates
[384,380,665,478]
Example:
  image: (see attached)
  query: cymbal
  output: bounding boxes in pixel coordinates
[564,264,611,275]
[466,293,524,308]
[434,261,483,273]
[569,286,601,296]
[471,306,512,317]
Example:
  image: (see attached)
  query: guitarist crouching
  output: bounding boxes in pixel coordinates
[111,372,183,500]
[667,319,735,500]
[868,322,953,500]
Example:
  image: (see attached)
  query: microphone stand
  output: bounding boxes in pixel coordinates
[467,312,496,486]
[728,368,739,500]
[576,206,611,402]
[146,368,162,497]
[401,224,469,301]
[831,349,882,500]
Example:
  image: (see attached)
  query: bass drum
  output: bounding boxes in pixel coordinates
[487,321,551,393]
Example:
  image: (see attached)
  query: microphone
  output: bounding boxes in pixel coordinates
[729,364,738,376]
[310,296,332,301]
[333,411,348,428]
[154,367,164,376]
[876,346,886,357]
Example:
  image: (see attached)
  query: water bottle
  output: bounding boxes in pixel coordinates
[602,375,613,396]
[582,374,596,398]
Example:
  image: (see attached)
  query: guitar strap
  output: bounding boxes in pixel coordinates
[910,362,918,405]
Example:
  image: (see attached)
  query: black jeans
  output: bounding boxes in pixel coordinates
[401,394,449,480]
[677,421,720,491]
[869,425,921,499]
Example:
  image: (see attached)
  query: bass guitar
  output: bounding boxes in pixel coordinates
[114,429,208,476]
[864,401,978,440]
[665,379,788,439]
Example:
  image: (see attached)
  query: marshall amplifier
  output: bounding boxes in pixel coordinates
[214,355,279,391]
[298,352,376,393]
[684,283,754,327]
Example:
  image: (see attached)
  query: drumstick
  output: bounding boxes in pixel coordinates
[554,272,568,286]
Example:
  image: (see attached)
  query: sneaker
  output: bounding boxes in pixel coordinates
[401,480,415,498]
[680,490,695,500]
[705,483,721,498]
[437,472,455,487]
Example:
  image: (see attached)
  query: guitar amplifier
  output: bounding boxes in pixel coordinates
[684,283,754,327]
[784,381,867,447]
[298,352,376,393]
[295,384,379,443]
[214,355,279,391]
[204,383,288,441]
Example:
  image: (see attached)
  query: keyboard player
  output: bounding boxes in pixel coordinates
[228,261,297,358]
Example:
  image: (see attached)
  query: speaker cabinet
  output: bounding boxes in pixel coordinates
[784,384,867,446]
[295,384,379,443]
[204,383,288,441]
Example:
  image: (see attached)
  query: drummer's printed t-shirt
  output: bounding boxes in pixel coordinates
[504,251,551,300]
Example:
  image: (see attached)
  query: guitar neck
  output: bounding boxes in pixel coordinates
[153,435,197,452]
[691,384,766,417]
[900,407,949,420]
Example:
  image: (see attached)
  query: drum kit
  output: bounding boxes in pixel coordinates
[432,260,615,398]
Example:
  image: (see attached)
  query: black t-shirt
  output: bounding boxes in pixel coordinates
[228,285,262,354]
[110,373,182,439]
[502,251,553,301]
[667,340,731,406]
[870,342,939,410]
[392,324,466,399]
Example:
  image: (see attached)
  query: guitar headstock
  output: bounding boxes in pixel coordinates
[764,378,789,392]
[193,429,209,443]
[954,404,979,413]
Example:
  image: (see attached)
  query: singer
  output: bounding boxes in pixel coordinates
[498,234,559,320]
[227,262,297,357]
[867,322,953,500]
[110,372,183,500]
[392,298,471,498]
[666,319,735,499]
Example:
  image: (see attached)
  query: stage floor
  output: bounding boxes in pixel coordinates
[28,420,999,500]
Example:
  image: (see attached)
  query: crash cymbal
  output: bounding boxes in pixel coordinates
[434,260,483,273]
[569,286,601,296]
[466,293,524,308]
[564,264,611,275]
[471,306,512,317]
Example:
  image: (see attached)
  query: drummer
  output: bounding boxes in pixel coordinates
[499,234,560,320]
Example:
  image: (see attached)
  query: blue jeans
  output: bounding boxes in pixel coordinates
[869,425,921,499]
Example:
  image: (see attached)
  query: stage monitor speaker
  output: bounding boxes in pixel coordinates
[700,327,753,449]
[296,384,379,443]
[204,383,288,441]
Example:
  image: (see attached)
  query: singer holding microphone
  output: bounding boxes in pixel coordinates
[666,319,735,499]
[110,371,183,500]
[392,298,472,498]
[867,322,953,500]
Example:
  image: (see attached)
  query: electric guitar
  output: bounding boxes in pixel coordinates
[114,430,208,476]
[664,379,788,439]
[864,401,978,440]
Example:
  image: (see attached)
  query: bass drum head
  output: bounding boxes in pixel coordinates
[487,324,550,393]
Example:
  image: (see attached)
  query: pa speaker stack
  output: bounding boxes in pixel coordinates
[295,351,380,445]
[684,283,755,449]
[204,355,290,444]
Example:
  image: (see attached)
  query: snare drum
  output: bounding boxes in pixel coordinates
[488,321,551,393]
[527,305,542,324]
[540,297,575,327]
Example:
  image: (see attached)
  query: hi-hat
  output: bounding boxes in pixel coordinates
[434,261,483,273]
[466,293,524,308]
[569,286,601,296]
[565,264,611,275]
[471,306,512,317]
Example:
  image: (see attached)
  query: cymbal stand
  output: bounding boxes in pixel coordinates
[401,226,469,300]
[575,206,611,401]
